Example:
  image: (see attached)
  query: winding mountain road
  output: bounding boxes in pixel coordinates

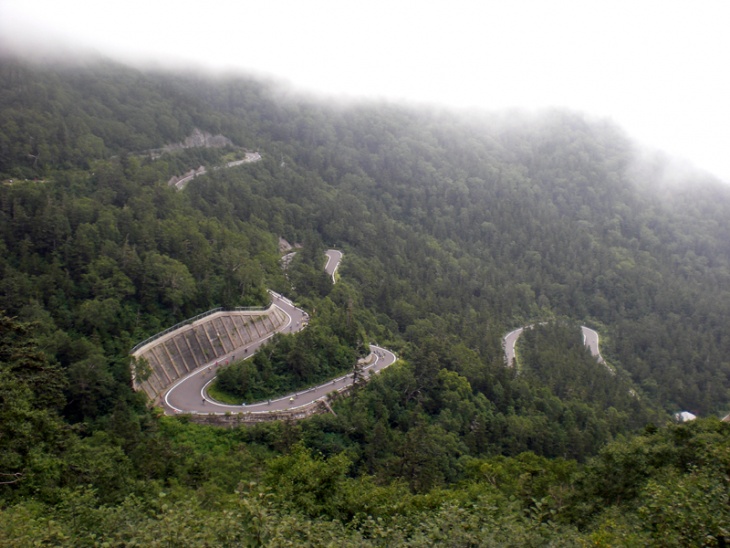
[164,291,306,414]
[162,249,396,416]
[504,325,605,367]
[165,338,396,415]
[170,153,262,190]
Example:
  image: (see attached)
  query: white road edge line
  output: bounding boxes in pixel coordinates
[164,304,293,413]
[185,344,396,415]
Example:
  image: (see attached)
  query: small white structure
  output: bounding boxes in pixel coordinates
[675,411,697,422]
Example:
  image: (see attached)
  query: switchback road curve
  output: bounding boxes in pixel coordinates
[161,249,397,416]
[165,342,396,415]
[504,325,605,368]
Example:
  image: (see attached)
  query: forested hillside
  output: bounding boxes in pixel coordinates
[1,54,730,545]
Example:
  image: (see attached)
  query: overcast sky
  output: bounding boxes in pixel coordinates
[1,0,728,182]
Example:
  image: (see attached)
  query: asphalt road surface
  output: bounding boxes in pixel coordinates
[503,327,525,366]
[324,249,343,283]
[165,339,396,415]
[581,326,605,363]
[173,153,262,190]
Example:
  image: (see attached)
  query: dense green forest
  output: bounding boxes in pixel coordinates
[1,53,730,545]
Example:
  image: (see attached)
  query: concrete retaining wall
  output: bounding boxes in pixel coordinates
[132,306,287,401]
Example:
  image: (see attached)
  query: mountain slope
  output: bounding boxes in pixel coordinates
[3,55,730,417]
[3,53,730,545]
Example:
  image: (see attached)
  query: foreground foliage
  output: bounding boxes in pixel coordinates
[0,417,728,546]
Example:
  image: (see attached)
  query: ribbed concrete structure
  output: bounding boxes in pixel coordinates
[132,306,287,401]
